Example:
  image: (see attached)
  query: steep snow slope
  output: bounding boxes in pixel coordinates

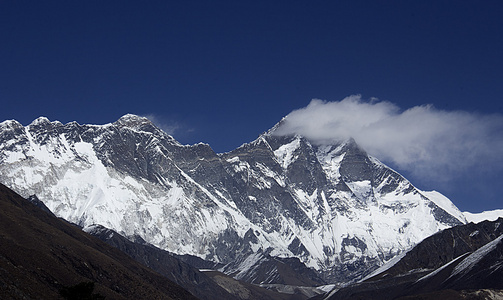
[0,115,466,283]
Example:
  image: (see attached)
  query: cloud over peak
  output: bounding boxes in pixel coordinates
[274,95,503,181]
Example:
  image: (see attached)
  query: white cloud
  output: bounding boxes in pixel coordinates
[141,114,180,136]
[273,95,503,181]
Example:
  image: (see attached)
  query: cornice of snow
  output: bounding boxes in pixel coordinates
[463,210,503,223]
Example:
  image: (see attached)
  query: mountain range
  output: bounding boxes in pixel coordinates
[0,114,483,288]
[3,180,502,299]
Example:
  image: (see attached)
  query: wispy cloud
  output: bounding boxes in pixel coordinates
[273,95,503,182]
[141,114,181,136]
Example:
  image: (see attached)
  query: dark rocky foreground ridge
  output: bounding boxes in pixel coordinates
[317,218,503,300]
[85,224,234,300]
[0,182,196,299]
[87,224,321,299]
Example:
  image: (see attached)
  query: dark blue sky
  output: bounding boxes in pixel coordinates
[1,1,502,213]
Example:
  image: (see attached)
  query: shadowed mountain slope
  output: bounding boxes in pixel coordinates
[86,224,236,300]
[88,224,330,299]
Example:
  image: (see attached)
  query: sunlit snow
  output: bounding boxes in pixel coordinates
[0,115,475,284]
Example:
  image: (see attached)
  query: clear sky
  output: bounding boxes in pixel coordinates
[1,1,502,213]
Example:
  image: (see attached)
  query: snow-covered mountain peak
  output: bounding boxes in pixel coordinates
[26,117,66,134]
[0,119,23,130]
[116,113,149,124]
[261,117,288,137]
[29,116,51,126]
[0,116,469,284]
[339,137,365,153]
[113,114,159,133]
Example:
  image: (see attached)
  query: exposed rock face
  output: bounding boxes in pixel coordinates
[0,115,466,283]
